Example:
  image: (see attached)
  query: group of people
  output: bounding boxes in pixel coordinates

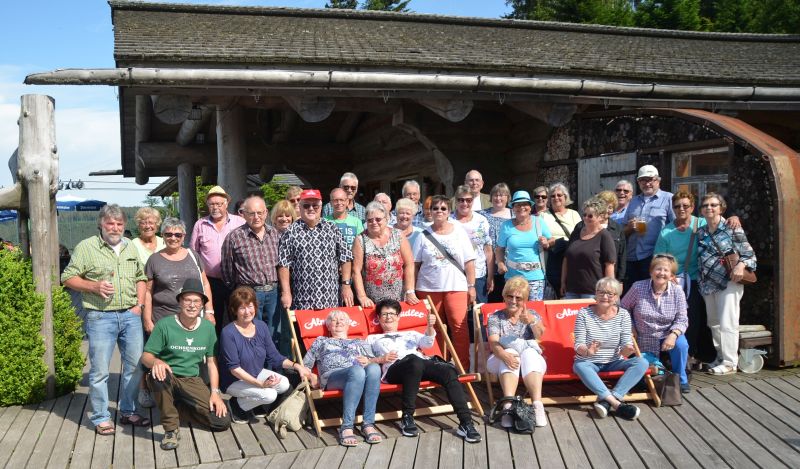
[60,163,756,447]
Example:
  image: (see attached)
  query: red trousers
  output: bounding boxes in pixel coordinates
[417,290,470,372]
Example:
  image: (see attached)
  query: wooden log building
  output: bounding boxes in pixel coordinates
[25,1,800,365]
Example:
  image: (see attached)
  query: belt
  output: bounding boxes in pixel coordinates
[251,283,278,292]
[506,260,542,271]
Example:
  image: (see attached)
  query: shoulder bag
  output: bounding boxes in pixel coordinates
[651,370,682,406]
[677,217,698,299]
[267,381,310,438]
[422,229,466,276]
[708,230,757,285]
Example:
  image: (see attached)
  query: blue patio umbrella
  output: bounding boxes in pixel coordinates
[56,195,107,212]
[0,209,17,222]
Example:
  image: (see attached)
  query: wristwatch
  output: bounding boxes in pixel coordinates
[211,388,222,394]
[138,303,145,310]
[340,279,352,286]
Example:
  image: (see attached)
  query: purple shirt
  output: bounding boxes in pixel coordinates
[189,214,246,279]
[220,320,286,392]
[620,279,688,354]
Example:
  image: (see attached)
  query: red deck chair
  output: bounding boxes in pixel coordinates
[362,300,484,418]
[287,306,368,435]
[474,299,660,407]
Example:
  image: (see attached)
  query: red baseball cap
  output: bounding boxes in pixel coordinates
[300,189,322,200]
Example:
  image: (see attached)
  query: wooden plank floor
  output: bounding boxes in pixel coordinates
[2,300,800,468]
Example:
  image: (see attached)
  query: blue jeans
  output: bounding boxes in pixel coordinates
[573,357,649,401]
[85,309,144,426]
[475,276,488,304]
[665,334,690,385]
[255,289,279,342]
[564,292,595,300]
[527,279,545,301]
[325,364,381,430]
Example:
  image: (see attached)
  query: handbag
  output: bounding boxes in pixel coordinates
[651,371,682,406]
[488,396,535,434]
[267,381,309,438]
[708,232,757,285]
[677,217,698,299]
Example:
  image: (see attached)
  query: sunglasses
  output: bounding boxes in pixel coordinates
[673,203,691,209]
[456,198,473,203]
[533,195,548,200]
[615,189,632,194]
[163,232,184,239]
[431,206,449,212]
[341,185,357,191]
[366,217,384,223]
[701,203,720,208]
[288,198,300,203]
[551,194,564,198]
[302,203,321,210]
[582,213,596,218]
[655,253,676,260]
[639,177,656,183]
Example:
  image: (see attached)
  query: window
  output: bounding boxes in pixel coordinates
[672,146,729,207]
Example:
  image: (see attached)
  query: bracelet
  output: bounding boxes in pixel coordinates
[211,388,221,394]
[467,284,475,288]
[405,289,415,295]
[205,309,215,315]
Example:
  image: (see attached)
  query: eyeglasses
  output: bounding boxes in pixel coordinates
[241,210,267,218]
[595,291,617,298]
[288,198,300,203]
[331,198,347,204]
[533,195,548,200]
[673,203,691,209]
[431,206,449,212]
[181,298,203,306]
[302,203,321,210]
[456,198,473,203]
[341,185,357,191]
[551,193,564,198]
[639,177,656,183]
[366,217,384,223]
[504,294,525,302]
[163,232,185,239]
[379,312,399,318]
[701,203,720,208]
[207,201,226,207]
[654,253,676,260]
[615,189,632,194]
[582,213,595,219]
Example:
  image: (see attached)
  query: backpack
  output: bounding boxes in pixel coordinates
[267,381,309,438]
[488,396,535,434]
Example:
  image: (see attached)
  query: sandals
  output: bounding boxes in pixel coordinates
[121,414,152,427]
[338,427,359,447]
[95,421,116,435]
[360,424,383,444]
[708,364,737,375]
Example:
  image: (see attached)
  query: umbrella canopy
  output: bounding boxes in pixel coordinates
[0,210,17,222]
[56,194,107,212]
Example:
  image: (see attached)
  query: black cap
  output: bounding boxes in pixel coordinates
[176,278,209,305]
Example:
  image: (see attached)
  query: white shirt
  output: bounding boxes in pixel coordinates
[368,330,436,379]
[412,224,476,292]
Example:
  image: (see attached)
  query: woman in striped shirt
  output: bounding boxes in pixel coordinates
[572,277,648,420]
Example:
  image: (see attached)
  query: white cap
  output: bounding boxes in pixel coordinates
[637,165,659,179]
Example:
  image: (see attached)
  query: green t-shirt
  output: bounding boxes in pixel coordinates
[654,216,707,280]
[144,316,217,377]
[324,214,364,249]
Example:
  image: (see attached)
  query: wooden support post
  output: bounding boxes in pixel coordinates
[135,95,151,185]
[177,163,197,232]
[176,105,213,146]
[18,94,58,399]
[216,103,247,206]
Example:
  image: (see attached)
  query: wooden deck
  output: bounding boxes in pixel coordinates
[2,304,800,468]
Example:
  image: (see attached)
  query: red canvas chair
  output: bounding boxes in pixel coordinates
[474,299,660,407]
[289,302,484,435]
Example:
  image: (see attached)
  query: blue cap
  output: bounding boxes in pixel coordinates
[509,190,533,208]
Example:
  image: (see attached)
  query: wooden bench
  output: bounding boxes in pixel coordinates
[474,299,660,407]
[288,301,483,435]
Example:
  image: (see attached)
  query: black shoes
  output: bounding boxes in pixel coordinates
[228,397,254,424]
[400,412,418,437]
[615,403,640,421]
[456,420,482,443]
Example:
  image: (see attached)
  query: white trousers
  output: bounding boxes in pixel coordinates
[226,369,291,411]
[487,348,547,378]
[703,281,744,367]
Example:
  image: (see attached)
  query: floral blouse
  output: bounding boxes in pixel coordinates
[303,337,373,388]
[360,229,405,302]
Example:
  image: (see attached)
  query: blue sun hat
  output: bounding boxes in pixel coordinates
[509,190,534,208]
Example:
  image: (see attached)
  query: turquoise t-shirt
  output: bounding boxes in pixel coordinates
[144,316,217,377]
[496,218,552,281]
[654,216,707,280]
[324,214,364,249]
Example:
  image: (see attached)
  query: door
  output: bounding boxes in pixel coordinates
[577,152,637,206]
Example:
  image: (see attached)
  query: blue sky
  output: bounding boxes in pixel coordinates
[0,0,511,206]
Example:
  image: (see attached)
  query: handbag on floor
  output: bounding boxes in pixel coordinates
[651,371,682,406]
[267,381,309,438]
[488,396,535,434]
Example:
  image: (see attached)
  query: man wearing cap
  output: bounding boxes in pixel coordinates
[322,172,366,222]
[623,165,676,290]
[324,187,364,250]
[190,186,245,336]
[62,204,150,435]
[221,194,281,336]
[279,189,355,309]
[141,278,230,450]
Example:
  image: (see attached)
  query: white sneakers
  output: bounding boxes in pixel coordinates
[533,401,547,427]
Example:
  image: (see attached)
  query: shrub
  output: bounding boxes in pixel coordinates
[0,249,84,405]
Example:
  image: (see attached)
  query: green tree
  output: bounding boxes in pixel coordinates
[326,0,358,8]
[635,0,703,30]
[505,0,634,26]
[260,182,290,209]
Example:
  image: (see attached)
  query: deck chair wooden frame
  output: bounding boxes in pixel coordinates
[288,300,483,436]
[474,299,660,408]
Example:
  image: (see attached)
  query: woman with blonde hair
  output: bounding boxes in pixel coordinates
[270,199,298,234]
[132,207,165,266]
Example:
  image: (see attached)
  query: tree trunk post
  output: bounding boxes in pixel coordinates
[216,102,247,208]
[18,94,58,399]
[177,162,197,232]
